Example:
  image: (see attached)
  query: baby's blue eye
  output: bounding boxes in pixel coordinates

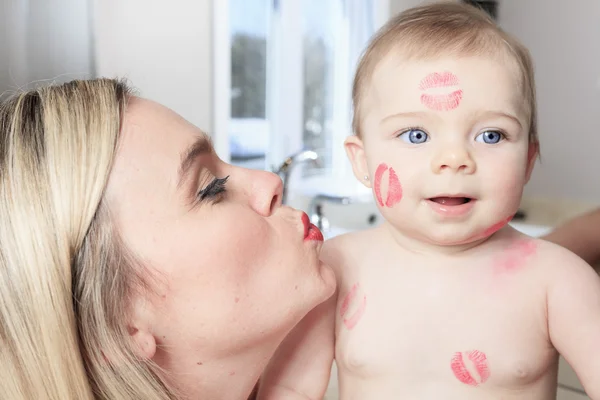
[476,130,504,144]
[398,129,429,144]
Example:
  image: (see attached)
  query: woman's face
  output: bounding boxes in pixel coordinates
[105,98,335,370]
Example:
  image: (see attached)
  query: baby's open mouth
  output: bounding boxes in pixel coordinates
[428,197,473,206]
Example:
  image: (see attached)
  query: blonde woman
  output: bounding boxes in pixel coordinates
[0,78,336,399]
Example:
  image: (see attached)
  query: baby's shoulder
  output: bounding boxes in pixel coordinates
[321,227,379,274]
[532,235,594,279]
[496,231,596,291]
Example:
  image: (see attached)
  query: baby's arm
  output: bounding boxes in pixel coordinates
[547,247,600,398]
[257,292,336,400]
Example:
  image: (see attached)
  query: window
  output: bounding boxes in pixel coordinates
[215,0,388,191]
[229,0,269,170]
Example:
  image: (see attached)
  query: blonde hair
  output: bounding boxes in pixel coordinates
[352,1,538,152]
[0,79,176,399]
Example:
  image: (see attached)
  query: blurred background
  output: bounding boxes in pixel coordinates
[0,1,598,397]
[1,0,598,204]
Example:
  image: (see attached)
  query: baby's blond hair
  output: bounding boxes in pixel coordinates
[352,1,537,152]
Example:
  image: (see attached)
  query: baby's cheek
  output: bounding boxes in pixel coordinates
[485,167,526,204]
[373,162,405,208]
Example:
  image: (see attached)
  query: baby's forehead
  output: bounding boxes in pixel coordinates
[362,54,527,124]
[371,51,521,87]
[372,53,521,96]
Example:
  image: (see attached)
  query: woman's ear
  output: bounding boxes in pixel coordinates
[128,299,157,360]
[128,325,157,360]
[344,135,371,187]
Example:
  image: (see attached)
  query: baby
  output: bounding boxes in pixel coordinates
[258,2,600,399]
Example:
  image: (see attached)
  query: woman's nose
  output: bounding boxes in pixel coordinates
[430,143,476,175]
[243,169,283,216]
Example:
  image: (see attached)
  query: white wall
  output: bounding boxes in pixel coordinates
[390,0,455,15]
[390,0,600,203]
[93,0,213,132]
[500,1,600,202]
[0,0,92,99]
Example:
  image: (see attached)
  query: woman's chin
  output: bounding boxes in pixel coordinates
[318,261,337,297]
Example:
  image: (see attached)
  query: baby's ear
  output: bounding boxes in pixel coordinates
[525,142,539,182]
[344,135,370,188]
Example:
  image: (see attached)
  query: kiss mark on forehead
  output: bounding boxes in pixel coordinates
[419,71,463,111]
[419,71,459,90]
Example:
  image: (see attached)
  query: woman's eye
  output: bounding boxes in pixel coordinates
[197,176,229,203]
[475,130,504,144]
[398,128,429,144]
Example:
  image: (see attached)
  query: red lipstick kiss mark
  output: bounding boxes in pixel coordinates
[340,283,367,330]
[419,71,463,111]
[466,215,514,243]
[482,215,513,237]
[451,350,490,386]
[493,239,537,273]
[373,163,403,208]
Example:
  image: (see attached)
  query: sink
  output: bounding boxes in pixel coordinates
[509,221,553,237]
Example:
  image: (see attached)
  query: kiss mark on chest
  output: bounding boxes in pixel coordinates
[493,238,537,274]
[340,283,367,330]
[451,350,490,386]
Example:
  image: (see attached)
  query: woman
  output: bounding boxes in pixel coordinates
[0,79,336,399]
[542,208,600,267]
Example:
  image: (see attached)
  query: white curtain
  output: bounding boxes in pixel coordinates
[329,0,382,195]
[0,0,93,100]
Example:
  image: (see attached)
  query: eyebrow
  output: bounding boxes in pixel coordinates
[380,110,523,129]
[177,135,214,189]
[483,111,523,129]
[380,111,432,125]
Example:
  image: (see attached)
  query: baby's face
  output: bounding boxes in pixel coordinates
[347,55,537,246]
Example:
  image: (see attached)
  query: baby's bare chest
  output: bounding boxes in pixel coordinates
[334,256,555,390]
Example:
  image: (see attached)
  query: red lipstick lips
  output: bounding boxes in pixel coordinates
[301,212,324,242]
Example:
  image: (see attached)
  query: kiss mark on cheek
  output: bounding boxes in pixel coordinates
[419,71,463,111]
[493,239,537,273]
[340,283,367,330]
[373,163,403,208]
[451,350,490,386]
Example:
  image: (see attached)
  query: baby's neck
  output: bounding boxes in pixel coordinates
[381,221,496,258]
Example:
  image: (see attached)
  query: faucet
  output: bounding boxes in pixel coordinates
[272,149,321,205]
[308,193,353,232]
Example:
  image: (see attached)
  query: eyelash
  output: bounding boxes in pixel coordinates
[197,176,229,203]
[397,126,426,136]
[396,127,508,140]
